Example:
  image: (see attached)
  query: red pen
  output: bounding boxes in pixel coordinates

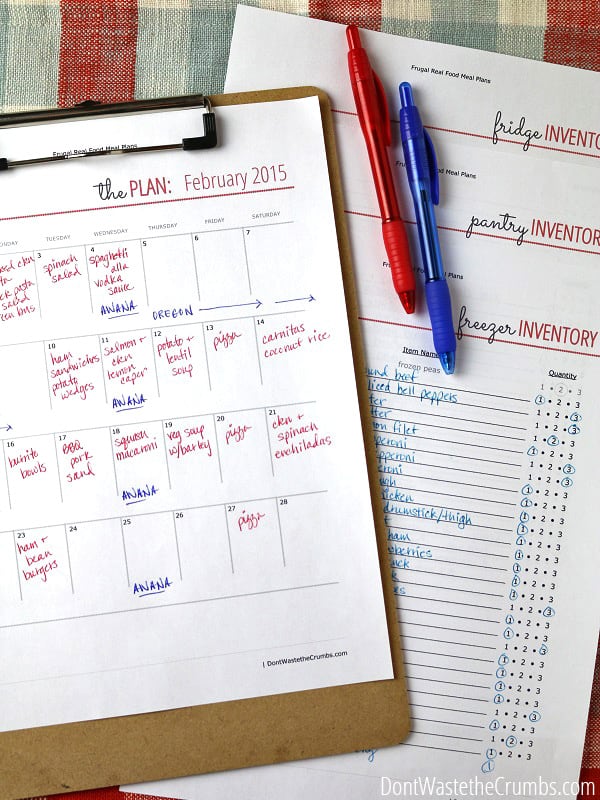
[346,24,415,313]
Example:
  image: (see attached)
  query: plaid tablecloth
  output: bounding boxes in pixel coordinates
[0,0,598,114]
[0,1,598,797]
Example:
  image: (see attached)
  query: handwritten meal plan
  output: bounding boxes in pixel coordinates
[0,96,394,732]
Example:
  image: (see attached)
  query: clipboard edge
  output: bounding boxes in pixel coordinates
[0,86,410,800]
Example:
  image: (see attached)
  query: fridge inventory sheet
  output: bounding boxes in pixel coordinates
[128,7,600,800]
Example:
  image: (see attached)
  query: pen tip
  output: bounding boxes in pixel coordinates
[399,82,413,107]
[439,351,455,375]
[346,24,361,48]
[399,290,415,314]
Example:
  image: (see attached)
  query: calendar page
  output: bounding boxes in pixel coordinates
[126,8,600,800]
[0,95,394,733]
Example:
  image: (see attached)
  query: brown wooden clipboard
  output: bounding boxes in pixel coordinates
[0,87,409,800]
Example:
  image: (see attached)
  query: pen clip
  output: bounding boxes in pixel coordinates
[423,128,439,204]
[372,70,391,146]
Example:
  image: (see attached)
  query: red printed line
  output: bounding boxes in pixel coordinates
[332,109,600,160]
[463,230,600,257]
[58,0,138,107]
[359,317,600,359]
[345,211,600,257]
[0,186,295,224]
[444,225,600,257]
[457,332,600,358]
[450,226,600,257]
[345,209,382,220]
[359,316,433,335]
[345,209,413,225]
[427,125,600,161]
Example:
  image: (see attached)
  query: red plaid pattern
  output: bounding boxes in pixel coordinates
[0,1,597,797]
[545,0,600,70]
[58,0,139,106]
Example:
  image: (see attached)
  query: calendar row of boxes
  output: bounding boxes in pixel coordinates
[0,309,333,415]
[0,402,333,513]
[0,223,302,329]
[0,490,329,624]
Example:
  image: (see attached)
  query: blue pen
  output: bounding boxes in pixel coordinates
[399,82,456,375]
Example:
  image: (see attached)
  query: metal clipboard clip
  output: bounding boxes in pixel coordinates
[0,94,217,171]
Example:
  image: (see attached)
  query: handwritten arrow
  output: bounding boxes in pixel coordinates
[274,294,316,304]
[0,424,12,432]
[198,299,262,312]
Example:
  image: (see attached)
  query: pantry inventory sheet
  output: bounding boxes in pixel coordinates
[0,94,395,734]
[127,7,600,800]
